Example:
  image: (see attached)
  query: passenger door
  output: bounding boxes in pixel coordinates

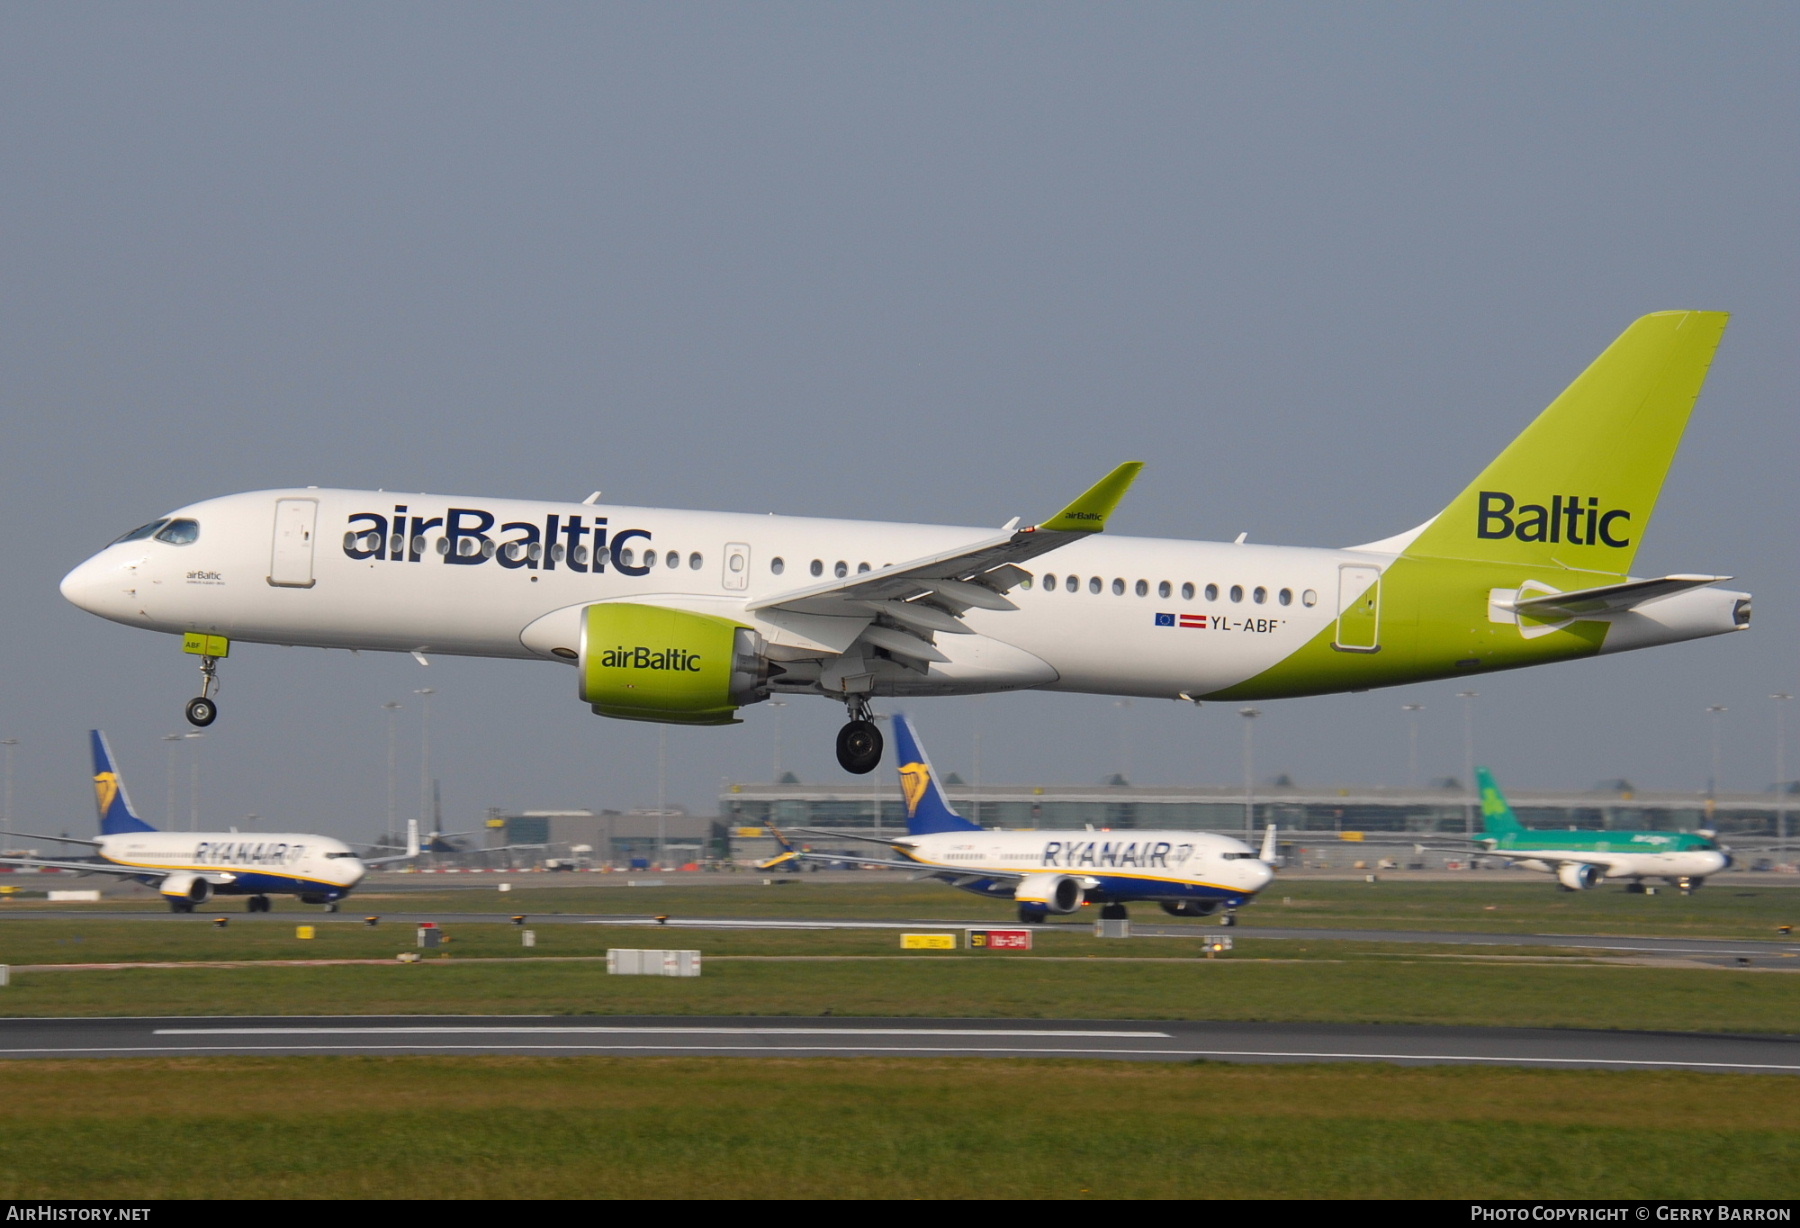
[1333,564,1380,652]
[268,498,319,589]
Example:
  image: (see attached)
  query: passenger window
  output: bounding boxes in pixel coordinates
[1302,589,1319,607]
[619,548,633,566]
[1278,588,1293,606]
[1066,575,1079,593]
[1135,579,1148,597]
[644,550,656,569]
[728,555,745,572]
[1043,573,1056,591]
[571,545,588,565]
[810,559,823,577]
[1111,578,1125,596]
[834,561,848,578]
[153,519,200,545]
[1230,585,1243,602]
[1205,583,1219,601]
[689,552,703,570]
[1088,577,1102,594]
[1180,582,1194,600]
[771,557,785,575]
[1253,586,1267,604]
[1158,581,1171,599]
[858,562,871,573]
[666,551,679,569]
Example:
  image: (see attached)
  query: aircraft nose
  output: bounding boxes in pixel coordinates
[60,552,129,618]
[1245,859,1275,893]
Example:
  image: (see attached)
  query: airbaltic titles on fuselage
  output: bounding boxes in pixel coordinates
[342,506,655,575]
[1476,491,1632,547]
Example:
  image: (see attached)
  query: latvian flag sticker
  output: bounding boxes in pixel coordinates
[1154,612,1208,628]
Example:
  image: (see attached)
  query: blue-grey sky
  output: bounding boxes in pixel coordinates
[2,4,1793,838]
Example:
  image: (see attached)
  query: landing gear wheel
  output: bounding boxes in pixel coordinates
[170,900,194,914]
[185,697,217,727]
[1018,905,1049,925]
[1625,882,1646,894]
[1099,903,1129,921]
[836,719,883,775]
[325,902,340,913]
[248,895,270,913]
[1220,912,1237,927]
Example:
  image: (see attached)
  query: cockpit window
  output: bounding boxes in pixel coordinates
[323,851,358,859]
[153,519,200,545]
[1221,851,1260,860]
[110,519,170,545]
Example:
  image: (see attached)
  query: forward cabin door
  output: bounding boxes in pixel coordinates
[268,498,319,589]
[1333,564,1381,652]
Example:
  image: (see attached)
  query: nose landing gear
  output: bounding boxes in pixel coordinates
[835,700,883,775]
[181,634,230,728]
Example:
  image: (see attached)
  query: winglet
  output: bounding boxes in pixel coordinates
[1036,462,1144,533]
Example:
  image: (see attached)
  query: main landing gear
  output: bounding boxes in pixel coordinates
[246,895,272,914]
[185,654,221,727]
[835,700,883,775]
[1099,903,1129,921]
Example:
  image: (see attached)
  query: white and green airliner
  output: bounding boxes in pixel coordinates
[61,311,1749,773]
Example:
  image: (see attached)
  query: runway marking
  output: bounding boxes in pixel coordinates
[153,1026,1172,1038]
[0,1042,1793,1071]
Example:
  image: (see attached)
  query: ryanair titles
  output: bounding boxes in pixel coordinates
[341,506,657,576]
[1041,839,1194,869]
[192,841,308,867]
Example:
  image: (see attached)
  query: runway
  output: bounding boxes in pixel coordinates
[1,1015,1795,1072]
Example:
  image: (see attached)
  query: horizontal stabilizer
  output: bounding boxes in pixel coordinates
[1504,574,1728,619]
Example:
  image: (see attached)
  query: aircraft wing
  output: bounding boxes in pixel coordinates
[747,463,1144,627]
[361,820,422,866]
[1504,575,1729,620]
[0,830,103,848]
[756,848,1028,881]
[0,855,163,879]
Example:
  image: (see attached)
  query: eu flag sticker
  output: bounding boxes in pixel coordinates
[1154,612,1175,627]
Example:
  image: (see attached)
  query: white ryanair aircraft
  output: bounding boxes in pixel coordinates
[761,713,1276,924]
[0,731,418,912]
[61,312,1749,774]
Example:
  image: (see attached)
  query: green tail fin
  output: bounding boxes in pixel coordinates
[1475,767,1524,835]
[1405,311,1729,574]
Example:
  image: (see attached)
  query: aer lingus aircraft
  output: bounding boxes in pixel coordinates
[760,713,1276,923]
[60,311,1749,774]
[1471,767,1730,894]
[0,732,419,912]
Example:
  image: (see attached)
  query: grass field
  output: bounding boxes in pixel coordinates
[9,875,1799,938]
[0,1056,1792,1199]
[1,921,1796,1031]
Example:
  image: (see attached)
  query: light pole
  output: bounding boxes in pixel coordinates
[0,739,17,829]
[1456,691,1478,835]
[186,732,204,830]
[163,733,183,827]
[656,723,668,868]
[1114,699,1133,784]
[972,695,987,826]
[1238,707,1261,841]
[768,699,787,782]
[1705,705,1727,802]
[413,688,435,833]
[1400,704,1424,792]
[1774,694,1793,846]
[382,701,402,845]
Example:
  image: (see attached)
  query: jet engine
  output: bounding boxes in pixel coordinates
[1012,873,1083,914]
[159,872,212,904]
[1556,862,1604,891]
[580,604,771,726]
[1160,900,1225,918]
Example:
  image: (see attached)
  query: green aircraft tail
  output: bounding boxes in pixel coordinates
[1405,311,1729,575]
[1475,767,1525,836]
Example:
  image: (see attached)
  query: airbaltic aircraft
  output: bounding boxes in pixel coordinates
[764,714,1275,923]
[60,312,1749,774]
[1472,767,1730,893]
[0,732,418,912]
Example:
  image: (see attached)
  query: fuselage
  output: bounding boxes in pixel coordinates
[58,488,1751,706]
[895,828,1274,906]
[1489,831,1728,883]
[99,830,366,900]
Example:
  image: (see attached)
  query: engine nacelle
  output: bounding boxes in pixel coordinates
[1012,873,1083,914]
[159,872,212,904]
[1556,862,1604,891]
[580,604,770,726]
[1160,900,1225,918]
